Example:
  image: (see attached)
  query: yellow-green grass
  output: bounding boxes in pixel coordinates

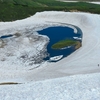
[52,39,81,49]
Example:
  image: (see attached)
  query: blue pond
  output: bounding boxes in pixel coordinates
[0,34,13,38]
[38,26,82,61]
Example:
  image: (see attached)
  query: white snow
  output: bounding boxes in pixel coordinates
[57,0,100,5]
[89,2,100,5]
[0,11,100,99]
[50,55,63,61]
[27,11,100,81]
[73,37,82,40]
[0,73,100,100]
[56,0,78,2]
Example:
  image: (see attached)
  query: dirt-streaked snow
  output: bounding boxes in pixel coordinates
[0,11,100,81]
[25,11,100,81]
[0,11,100,99]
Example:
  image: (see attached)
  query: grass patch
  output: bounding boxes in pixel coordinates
[52,39,81,49]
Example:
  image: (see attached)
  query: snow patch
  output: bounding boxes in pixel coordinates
[0,12,100,100]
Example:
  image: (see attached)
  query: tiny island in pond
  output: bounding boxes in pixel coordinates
[51,39,81,50]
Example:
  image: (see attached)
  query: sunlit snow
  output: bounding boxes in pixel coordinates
[0,11,100,100]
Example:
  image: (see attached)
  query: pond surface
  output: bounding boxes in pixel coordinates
[38,26,82,62]
[0,34,13,39]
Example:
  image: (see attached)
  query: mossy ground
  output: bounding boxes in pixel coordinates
[51,39,81,49]
[0,0,100,21]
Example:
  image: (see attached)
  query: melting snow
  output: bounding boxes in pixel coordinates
[0,11,100,99]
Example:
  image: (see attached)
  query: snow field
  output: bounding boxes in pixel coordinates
[0,11,100,100]
[0,73,100,100]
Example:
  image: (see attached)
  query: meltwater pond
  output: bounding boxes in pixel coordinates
[0,34,13,39]
[38,26,82,62]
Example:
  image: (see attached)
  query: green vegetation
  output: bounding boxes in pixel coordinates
[51,39,81,49]
[0,0,100,21]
